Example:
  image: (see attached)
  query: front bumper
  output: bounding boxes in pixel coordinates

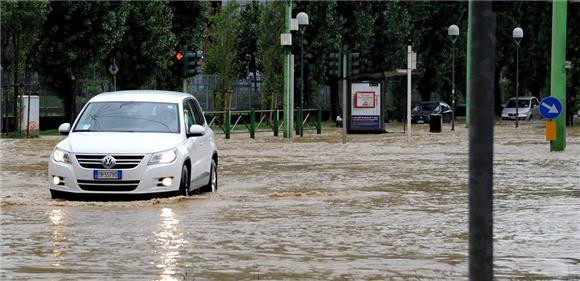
[48,153,183,195]
[501,113,529,120]
[411,115,431,123]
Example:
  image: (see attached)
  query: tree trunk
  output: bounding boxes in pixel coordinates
[62,79,76,124]
[494,64,502,116]
[12,36,19,132]
[329,77,338,120]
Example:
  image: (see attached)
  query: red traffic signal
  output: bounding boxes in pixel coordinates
[175,51,184,62]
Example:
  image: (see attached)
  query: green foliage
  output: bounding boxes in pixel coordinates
[1,0,49,65]
[31,1,128,121]
[294,1,343,108]
[105,1,176,90]
[205,1,240,109]
[257,1,285,109]
[147,1,209,91]
[236,1,263,80]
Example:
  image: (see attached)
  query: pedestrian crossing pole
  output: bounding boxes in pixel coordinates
[549,0,567,152]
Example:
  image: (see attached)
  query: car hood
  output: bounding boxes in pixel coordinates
[412,110,437,117]
[502,107,530,114]
[57,132,184,154]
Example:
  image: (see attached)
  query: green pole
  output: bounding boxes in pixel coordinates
[283,1,291,138]
[465,0,473,128]
[225,110,231,140]
[317,109,322,134]
[550,0,567,152]
[250,110,256,139]
[274,109,279,136]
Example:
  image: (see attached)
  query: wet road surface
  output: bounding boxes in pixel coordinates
[1,122,579,280]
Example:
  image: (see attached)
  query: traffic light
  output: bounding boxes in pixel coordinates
[327,52,342,77]
[174,49,203,78]
[348,52,360,76]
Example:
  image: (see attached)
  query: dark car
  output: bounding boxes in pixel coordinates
[411,101,453,124]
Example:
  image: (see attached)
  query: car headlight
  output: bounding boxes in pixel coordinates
[148,149,177,165]
[53,148,70,163]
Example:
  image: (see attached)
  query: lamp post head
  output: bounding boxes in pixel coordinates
[297,12,309,26]
[448,24,459,43]
[513,27,523,45]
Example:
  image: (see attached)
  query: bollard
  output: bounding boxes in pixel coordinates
[316,109,322,134]
[274,110,279,137]
[225,110,231,140]
[250,110,256,139]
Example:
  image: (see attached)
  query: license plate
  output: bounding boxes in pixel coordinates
[94,170,122,180]
[417,120,424,124]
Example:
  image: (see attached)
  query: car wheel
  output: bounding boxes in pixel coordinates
[178,164,190,196]
[203,159,218,193]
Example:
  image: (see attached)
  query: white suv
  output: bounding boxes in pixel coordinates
[48,90,218,199]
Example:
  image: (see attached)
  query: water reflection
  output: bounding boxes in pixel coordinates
[155,208,185,281]
[48,209,67,267]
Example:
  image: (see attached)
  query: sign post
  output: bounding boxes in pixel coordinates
[108,59,119,91]
[342,51,347,144]
[406,46,416,139]
[539,96,563,148]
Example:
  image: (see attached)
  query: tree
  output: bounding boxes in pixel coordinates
[236,1,263,96]
[205,1,240,110]
[105,1,175,90]
[155,1,209,91]
[1,0,49,131]
[257,1,284,110]
[32,1,128,122]
[293,1,343,115]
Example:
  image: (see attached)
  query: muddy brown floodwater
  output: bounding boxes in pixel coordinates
[1,122,579,280]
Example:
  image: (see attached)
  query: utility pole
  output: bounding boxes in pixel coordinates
[406,45,412,139]
[550,0,567,151]
[342,50,347,144]
[282,0,292,139]
[466,0,473,128]
[469,1,495,280]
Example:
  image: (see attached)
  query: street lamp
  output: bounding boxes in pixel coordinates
[297,12,309,137]
[513,27,523,128]
[448,24,459,131]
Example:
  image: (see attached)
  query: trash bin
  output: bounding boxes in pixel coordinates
[430,114,442,133]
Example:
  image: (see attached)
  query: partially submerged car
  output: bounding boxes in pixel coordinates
[411,101,453,124]
[48,90,218,199]
[501,96,540,120]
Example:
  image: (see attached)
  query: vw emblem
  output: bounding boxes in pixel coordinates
[101,155,116,169]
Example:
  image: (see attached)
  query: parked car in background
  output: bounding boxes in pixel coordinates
[411,101,453,124]
[501,96,540,120]
[48,90,218,199]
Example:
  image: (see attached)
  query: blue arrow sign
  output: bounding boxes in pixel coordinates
[539,97,562,120]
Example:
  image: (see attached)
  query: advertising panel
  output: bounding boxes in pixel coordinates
[349,81,383,132]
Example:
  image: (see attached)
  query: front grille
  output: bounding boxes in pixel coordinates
[77,179,140,192]
[75,155,144,169]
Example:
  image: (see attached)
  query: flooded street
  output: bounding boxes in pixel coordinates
[1,122,579,280]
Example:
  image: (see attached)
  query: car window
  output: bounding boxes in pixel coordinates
[189,99,206,126]
[183,100,195,130]
[74,102,179,133]
[192,100,205,126]
[532,99,539,107]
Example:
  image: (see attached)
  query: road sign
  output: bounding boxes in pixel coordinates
[108,62,119,75]
[539,96,562,120]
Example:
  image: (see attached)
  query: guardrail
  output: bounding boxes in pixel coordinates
[205,109,322,139]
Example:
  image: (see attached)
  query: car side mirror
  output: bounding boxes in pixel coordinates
[58,123,71,135]
[187,124,205,137]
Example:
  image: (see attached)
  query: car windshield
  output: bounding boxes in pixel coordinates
[73,102,179,133]
[418,103,440,112]
[506,99,530,108]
